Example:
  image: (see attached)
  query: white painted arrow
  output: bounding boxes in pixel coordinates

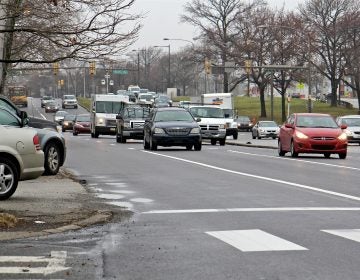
[0,251,70,276]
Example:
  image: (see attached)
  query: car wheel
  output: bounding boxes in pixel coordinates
[211,139,217,145]
[116,133,121,143]
[324,153,331,158]
[219,138,226,146]
[290,140,298,157]
[143,134,150,150]
[62,127,65,132]
[252,133,256,139]
[186,144,193,150]
[272,136,277,139]
[339,152,347,159]
[194,142,202,151]
[233,132,238,140]
[91,132,95,138]
[0,158,19,200]
[73,130,78,136]
[44,142,61,175]
[278,140,286,156]
[150,135,157,151]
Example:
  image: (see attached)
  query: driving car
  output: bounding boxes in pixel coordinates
[61,114,76,132]
[54,110,68,124]
[252,120,280,139]
[62,94,78,109]
[278,113,348,159]
[143,107,202,151]
[41,95,55,108]
[235,115,254,132]
[0,106,67,175]
[0,125,44,200]
[336,115,360,145]
[73,114,91,135]
[44,101,59,113]
[154,95,172,107]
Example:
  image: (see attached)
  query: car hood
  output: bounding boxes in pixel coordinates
[155,121,198,129]
[28,117,57,131]
[345,126,360,132]
[198,118,226,125]
[297,127,343,137]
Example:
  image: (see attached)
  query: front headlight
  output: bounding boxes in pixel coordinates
[124,122,131,128]
[190,127,200,134]
[219,124,226,129]
[97,118,104,125]
[64,121,69,126]
[295,130,309,139]
[154,127,165,134]
[338,132,348,141]
[344,129,353,136]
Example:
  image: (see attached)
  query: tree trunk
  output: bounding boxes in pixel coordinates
[330,78,338,107]
[259,85,267,118]
[281,92,286,122]
[223,72,228,92]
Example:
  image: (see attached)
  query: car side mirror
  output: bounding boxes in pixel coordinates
[285,123,294,129]
[196,118,201,122]
[340,124,347,129]
[224,113,230,118]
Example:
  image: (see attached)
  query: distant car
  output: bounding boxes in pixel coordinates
[143,107,202,151]
[0,107,67,175]
[138,93,154,104]
[0,126,44,200]
[278,113,348,159]
[73,114,91,135]
[41,95,55,108]
[235,116,254,132]
[54,110,68,124]
[154,95,172,107]
[62,94,78,109]
[44,101,59,113]
[336,115,360,145]
[61,114,76,132]
[252,120,280,139]
[178,101,191,108]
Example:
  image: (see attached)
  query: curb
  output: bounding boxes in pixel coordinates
[0,210,112,241]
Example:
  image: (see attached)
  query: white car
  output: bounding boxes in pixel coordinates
[336,115,360,145]
[62,95,78,109]
[0,126,44,200]
[252,120,280,139]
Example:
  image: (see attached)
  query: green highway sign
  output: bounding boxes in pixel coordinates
[113,69,129,75]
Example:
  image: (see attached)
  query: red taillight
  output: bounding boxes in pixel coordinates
[33,134,41,151]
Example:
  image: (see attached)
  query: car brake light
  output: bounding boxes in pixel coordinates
[33,134,41,151]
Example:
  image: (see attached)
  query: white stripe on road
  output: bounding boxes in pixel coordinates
[143,207,360,214]
[206,230,308,252]
[142,150,360,202]
[322,229,360,243]
[228,150,360,172]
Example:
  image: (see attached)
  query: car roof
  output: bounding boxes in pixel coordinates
[155,107,187,112]
[338,115,360,118]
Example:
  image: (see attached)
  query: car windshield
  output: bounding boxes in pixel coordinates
[237,116,250,122]
[96,101,122,114]
[64,115,75,121]
[154,110,194,122]
[190,107,224,118]
[156,96,169,102]
[123,107,150,118]
[340,118,360,127]
[76,115,90,122]
[43,96,52,100]
[260,121,278,127]
[139,94,153,101]
[64,95,75,99]
[55,111,68,117]
[296,115,338,128]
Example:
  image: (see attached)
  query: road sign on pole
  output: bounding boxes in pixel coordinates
[113,69,129,75]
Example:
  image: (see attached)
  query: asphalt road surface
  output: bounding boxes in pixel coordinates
[2,98,360,280]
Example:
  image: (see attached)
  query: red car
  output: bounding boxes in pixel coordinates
[73,114,91,136]
[278,113,348,159]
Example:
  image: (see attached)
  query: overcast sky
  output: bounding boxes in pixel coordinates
[128,0,306,52]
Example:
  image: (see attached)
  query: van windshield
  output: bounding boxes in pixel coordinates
[96,101,122,114]
[190,107,224,118]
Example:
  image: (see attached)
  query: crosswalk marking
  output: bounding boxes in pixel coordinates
[322,229,360,243]
[206,230,308,252]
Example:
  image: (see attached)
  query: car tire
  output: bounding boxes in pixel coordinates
[143,135,150,150]
[150,135,157,151]
[278,140,286,156]
[324,153,331,158]
[73,130,78,136]
[62,127,65,132]
[44,142,61,175]
[252,134,256,139]
[339,153,347,159]
[211,139,217,145]
[186,144,193,150]
[290,140,298,157]
[194,142,202,151]
[219,138,226,146]
[233,132,238,140]
[0,157,19,200]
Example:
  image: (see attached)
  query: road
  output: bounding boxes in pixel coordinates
[1,98,360,279]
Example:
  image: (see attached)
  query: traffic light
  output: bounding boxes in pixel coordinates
[89,61,96,75]
[204,58,212,75]
[53,62,59,75]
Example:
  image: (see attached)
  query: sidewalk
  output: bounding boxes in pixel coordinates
[0,171,112,241]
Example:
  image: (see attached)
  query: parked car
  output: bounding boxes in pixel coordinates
[62,94,78,109]
[0,107,67,175]
[143,107,202,151]
[278,113,348,159]
[54,110,68,124]
[336,115,360,145]
[0,125,44,200]
[44,101,59,113]
[41,95,55,108]
[73,114,91,135]
[235,115,254,132]
[252,120,280,139]
[62,114,76,132]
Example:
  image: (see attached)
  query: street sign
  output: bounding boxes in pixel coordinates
[0,251,70,276]
[113,69,129,75]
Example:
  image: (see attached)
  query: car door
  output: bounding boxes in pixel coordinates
[281,114,295,151]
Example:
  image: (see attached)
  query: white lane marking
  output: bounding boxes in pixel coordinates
[228,150,360,171]
[130,198,154,203]
[142,151,360,202]
[322,229,360,243]
[143,207,360,214]
[128,148,135,150]
[106,201,133,209]
[96,194,125,200]
[206,230,308,252]
[105,183,127,187]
